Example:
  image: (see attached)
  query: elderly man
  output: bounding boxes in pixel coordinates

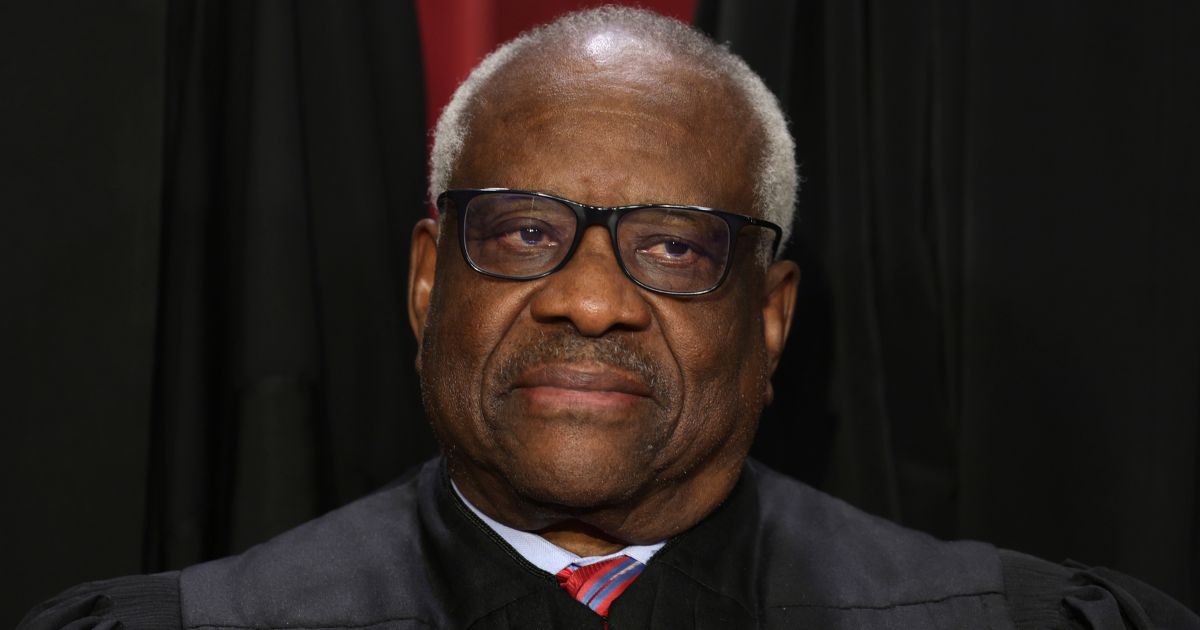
[21,7,1197,630]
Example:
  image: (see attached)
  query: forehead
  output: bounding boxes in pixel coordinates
[451,35,762,216]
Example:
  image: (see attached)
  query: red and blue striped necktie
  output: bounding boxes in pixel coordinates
[555,554,645,617]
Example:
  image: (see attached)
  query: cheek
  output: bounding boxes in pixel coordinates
[665,290,769,447]
[421,265,531,437]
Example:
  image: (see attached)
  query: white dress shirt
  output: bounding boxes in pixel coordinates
[452,481,665,574]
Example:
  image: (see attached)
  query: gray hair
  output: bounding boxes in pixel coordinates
[429,6,797,256]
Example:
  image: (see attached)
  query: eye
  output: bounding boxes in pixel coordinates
[635,237,707,264]
[662,240,691,257]
[514,226,548,245]
[638,239,693,258]
[486,218,563,252]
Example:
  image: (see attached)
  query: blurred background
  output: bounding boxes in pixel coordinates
[2,0,1197,624]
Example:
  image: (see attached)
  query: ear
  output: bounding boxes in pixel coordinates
[408,218,440,358]
[761,259,800,378]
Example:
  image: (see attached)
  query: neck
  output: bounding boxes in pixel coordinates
[448,454,746,551]
[538,520,628,557]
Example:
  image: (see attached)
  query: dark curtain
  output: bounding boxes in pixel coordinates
[699,0,1200,608]
[1,2,166,624]
[144,0,434,571]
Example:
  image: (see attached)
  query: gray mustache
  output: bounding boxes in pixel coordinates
[495,329,667,400]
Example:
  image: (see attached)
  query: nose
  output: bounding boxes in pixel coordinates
[528,226,653,336]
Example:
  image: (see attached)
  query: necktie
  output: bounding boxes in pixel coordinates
[555,555,645,617]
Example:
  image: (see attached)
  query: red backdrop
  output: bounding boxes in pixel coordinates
[416,0,696,143]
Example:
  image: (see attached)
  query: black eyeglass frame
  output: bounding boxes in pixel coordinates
[437,187,784,296]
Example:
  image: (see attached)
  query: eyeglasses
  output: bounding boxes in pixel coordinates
[437,188,782,296]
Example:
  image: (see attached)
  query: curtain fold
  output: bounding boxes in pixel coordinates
[147,0,432,570]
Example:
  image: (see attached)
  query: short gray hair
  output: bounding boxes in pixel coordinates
[428,6,797,255]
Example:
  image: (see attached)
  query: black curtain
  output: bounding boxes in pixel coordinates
[1,2,166,623]
[146,0,434,570]
[2,1,432,622]
[699,0,1200,608]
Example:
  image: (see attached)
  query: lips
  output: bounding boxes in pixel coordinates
[492,329,665,414]
[510,363,654,399]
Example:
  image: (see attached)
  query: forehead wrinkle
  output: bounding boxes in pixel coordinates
[463,110,758,212]
[496,105,694,140]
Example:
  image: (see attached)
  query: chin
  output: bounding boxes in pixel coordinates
[483,402,669,509]
[500,443,652,510]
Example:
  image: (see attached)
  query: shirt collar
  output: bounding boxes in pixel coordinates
[451,481,665,574]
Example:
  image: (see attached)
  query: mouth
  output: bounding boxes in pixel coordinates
[509,363,654,408]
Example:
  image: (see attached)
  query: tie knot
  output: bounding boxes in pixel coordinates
[555,555,645,617]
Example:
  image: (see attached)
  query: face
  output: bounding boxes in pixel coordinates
[409,36,798,540]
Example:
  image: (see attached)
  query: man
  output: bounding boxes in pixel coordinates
[21,7,1198,629]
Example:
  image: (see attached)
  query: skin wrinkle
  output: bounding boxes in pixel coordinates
[466,54,760,216]
[503,106,694,144]
[410,23,799,556]
[455,131,757,225]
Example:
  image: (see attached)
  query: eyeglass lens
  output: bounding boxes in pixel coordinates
[461,192,731,293]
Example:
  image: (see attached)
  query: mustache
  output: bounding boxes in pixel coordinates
[495,329,667,400]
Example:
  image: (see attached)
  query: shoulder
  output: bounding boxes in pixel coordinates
[745,461,1200,629]
[746,460,1005,611]
[20,460,442,630]
[181,461,438,629]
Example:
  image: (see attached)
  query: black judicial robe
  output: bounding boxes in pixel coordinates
[20,458,1199,629]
